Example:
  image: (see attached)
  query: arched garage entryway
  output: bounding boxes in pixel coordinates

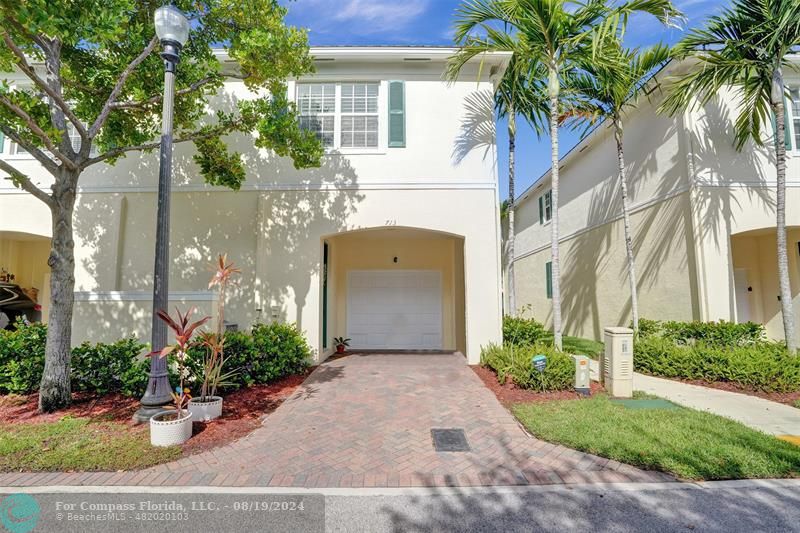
[321,227,466,354]
[0,231,52,328]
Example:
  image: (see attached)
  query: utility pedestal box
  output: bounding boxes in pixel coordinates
[603,327,634,398]
[572,355,591,395]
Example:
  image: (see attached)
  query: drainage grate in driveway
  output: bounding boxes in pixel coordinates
[431,428,470,452]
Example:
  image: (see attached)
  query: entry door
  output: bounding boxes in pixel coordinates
[347,270,442,350]
[734,268,751,323]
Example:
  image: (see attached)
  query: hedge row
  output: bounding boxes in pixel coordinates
[635,319,799,393]
[0,320,311,397]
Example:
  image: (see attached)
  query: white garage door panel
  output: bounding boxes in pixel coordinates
[347,270,442,350]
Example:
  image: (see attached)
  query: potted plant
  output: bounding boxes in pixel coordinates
[333,336,350,354]
[150,307,209,447]
[188,254,240,421]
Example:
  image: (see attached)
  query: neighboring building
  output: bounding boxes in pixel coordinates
[0,46,508,363]
[510,58,800,342]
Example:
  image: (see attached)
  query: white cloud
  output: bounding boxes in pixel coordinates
[335,0,428,31]
[295,0,430,37]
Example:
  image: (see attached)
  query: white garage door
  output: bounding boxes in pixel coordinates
[347,270,442,350]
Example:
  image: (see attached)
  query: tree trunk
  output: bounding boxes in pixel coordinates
[773,68,796,353]
[38,173,77,412]
[507,110,517,317]
[614,118,639,333]
[548,65,563,351]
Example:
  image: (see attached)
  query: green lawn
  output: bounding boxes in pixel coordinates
[562,336,604,358]
[512,395,800,480]
[0,417,181,471]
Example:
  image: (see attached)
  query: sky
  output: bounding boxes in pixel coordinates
[284,0,729,199]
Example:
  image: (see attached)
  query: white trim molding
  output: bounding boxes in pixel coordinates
[74,290,217,302]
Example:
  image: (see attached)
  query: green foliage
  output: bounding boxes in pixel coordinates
[637,318,765,347]
[186,322,310,391]
[70,338,149,397]
[635,336,800,393]
[502,315,604,357]
[0,320,165,398]
[503,315,547,346]
[661,0,800,150]
[513,395,800,480]
[481,343,574,391]
[0,320,47,394]
[0,0,322,190]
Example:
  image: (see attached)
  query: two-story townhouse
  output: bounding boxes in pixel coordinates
[0,46,508,363]
[510,57,800,342]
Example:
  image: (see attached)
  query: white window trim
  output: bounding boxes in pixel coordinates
[541,189,553,225]
[788,88,800,153]
[295,80,387,155]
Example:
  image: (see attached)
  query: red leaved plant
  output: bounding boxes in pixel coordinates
[151,307,210,418]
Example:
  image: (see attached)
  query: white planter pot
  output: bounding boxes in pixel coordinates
[150,409,193,446]
[188,396,223,422]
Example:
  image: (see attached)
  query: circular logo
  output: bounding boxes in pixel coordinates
[0,494,40,533]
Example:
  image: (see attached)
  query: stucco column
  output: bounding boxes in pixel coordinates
[463,235,503,364]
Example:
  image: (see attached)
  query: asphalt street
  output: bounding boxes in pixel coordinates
[3,480,800,533]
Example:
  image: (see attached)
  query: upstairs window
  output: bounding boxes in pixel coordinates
[538,189,552,224]
[297,82,380,150]
[340,83,378,148]
[297,83,335,148]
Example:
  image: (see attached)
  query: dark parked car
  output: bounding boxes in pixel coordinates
[0,283,41,330]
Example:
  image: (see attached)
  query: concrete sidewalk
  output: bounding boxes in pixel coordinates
[590,361,800,437]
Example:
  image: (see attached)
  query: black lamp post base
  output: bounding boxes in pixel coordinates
[132,404,172,424]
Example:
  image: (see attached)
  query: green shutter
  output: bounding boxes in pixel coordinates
[545,262,553,299]
[388,81,405,147]
[0,131,4,154]
[538,195,544,224]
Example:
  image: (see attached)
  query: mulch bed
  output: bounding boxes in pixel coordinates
[471,364,605,406]
[663,377,800,408]
[0,368,313,456]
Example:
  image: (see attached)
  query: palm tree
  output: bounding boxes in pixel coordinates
[448,52,547,317]
[563,37,671,333]
[661,0,800,353]
[451,0,681,349]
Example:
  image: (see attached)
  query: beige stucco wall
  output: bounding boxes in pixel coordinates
[514,193,700,340]
[511,61,800,342]
[327,229,465,351]
[65,187,500,363]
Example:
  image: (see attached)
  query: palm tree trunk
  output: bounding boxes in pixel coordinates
[507,110,517,317]
[38,171,77,412]
[548,64,563,351]
[614,118,639,332]
[773,68,796,353]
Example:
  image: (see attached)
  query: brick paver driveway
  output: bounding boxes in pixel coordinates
[0,353,671,488]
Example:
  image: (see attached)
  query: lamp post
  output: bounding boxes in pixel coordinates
[134,3,190,423]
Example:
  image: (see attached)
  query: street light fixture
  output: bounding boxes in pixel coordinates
[134,3,190,423]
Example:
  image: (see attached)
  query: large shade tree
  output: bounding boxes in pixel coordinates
[564,35,671,333]
[451,0,681,349]
[0,0,323,412]
[661,0,800,353]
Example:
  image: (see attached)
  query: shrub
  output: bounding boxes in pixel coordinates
[0,320,47,394]
[634,336,800,393]
[71,338,149,397]
[503,315,547,346]
[187,322,311,391]
[481,343,574,391]
[637,318,765,347]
